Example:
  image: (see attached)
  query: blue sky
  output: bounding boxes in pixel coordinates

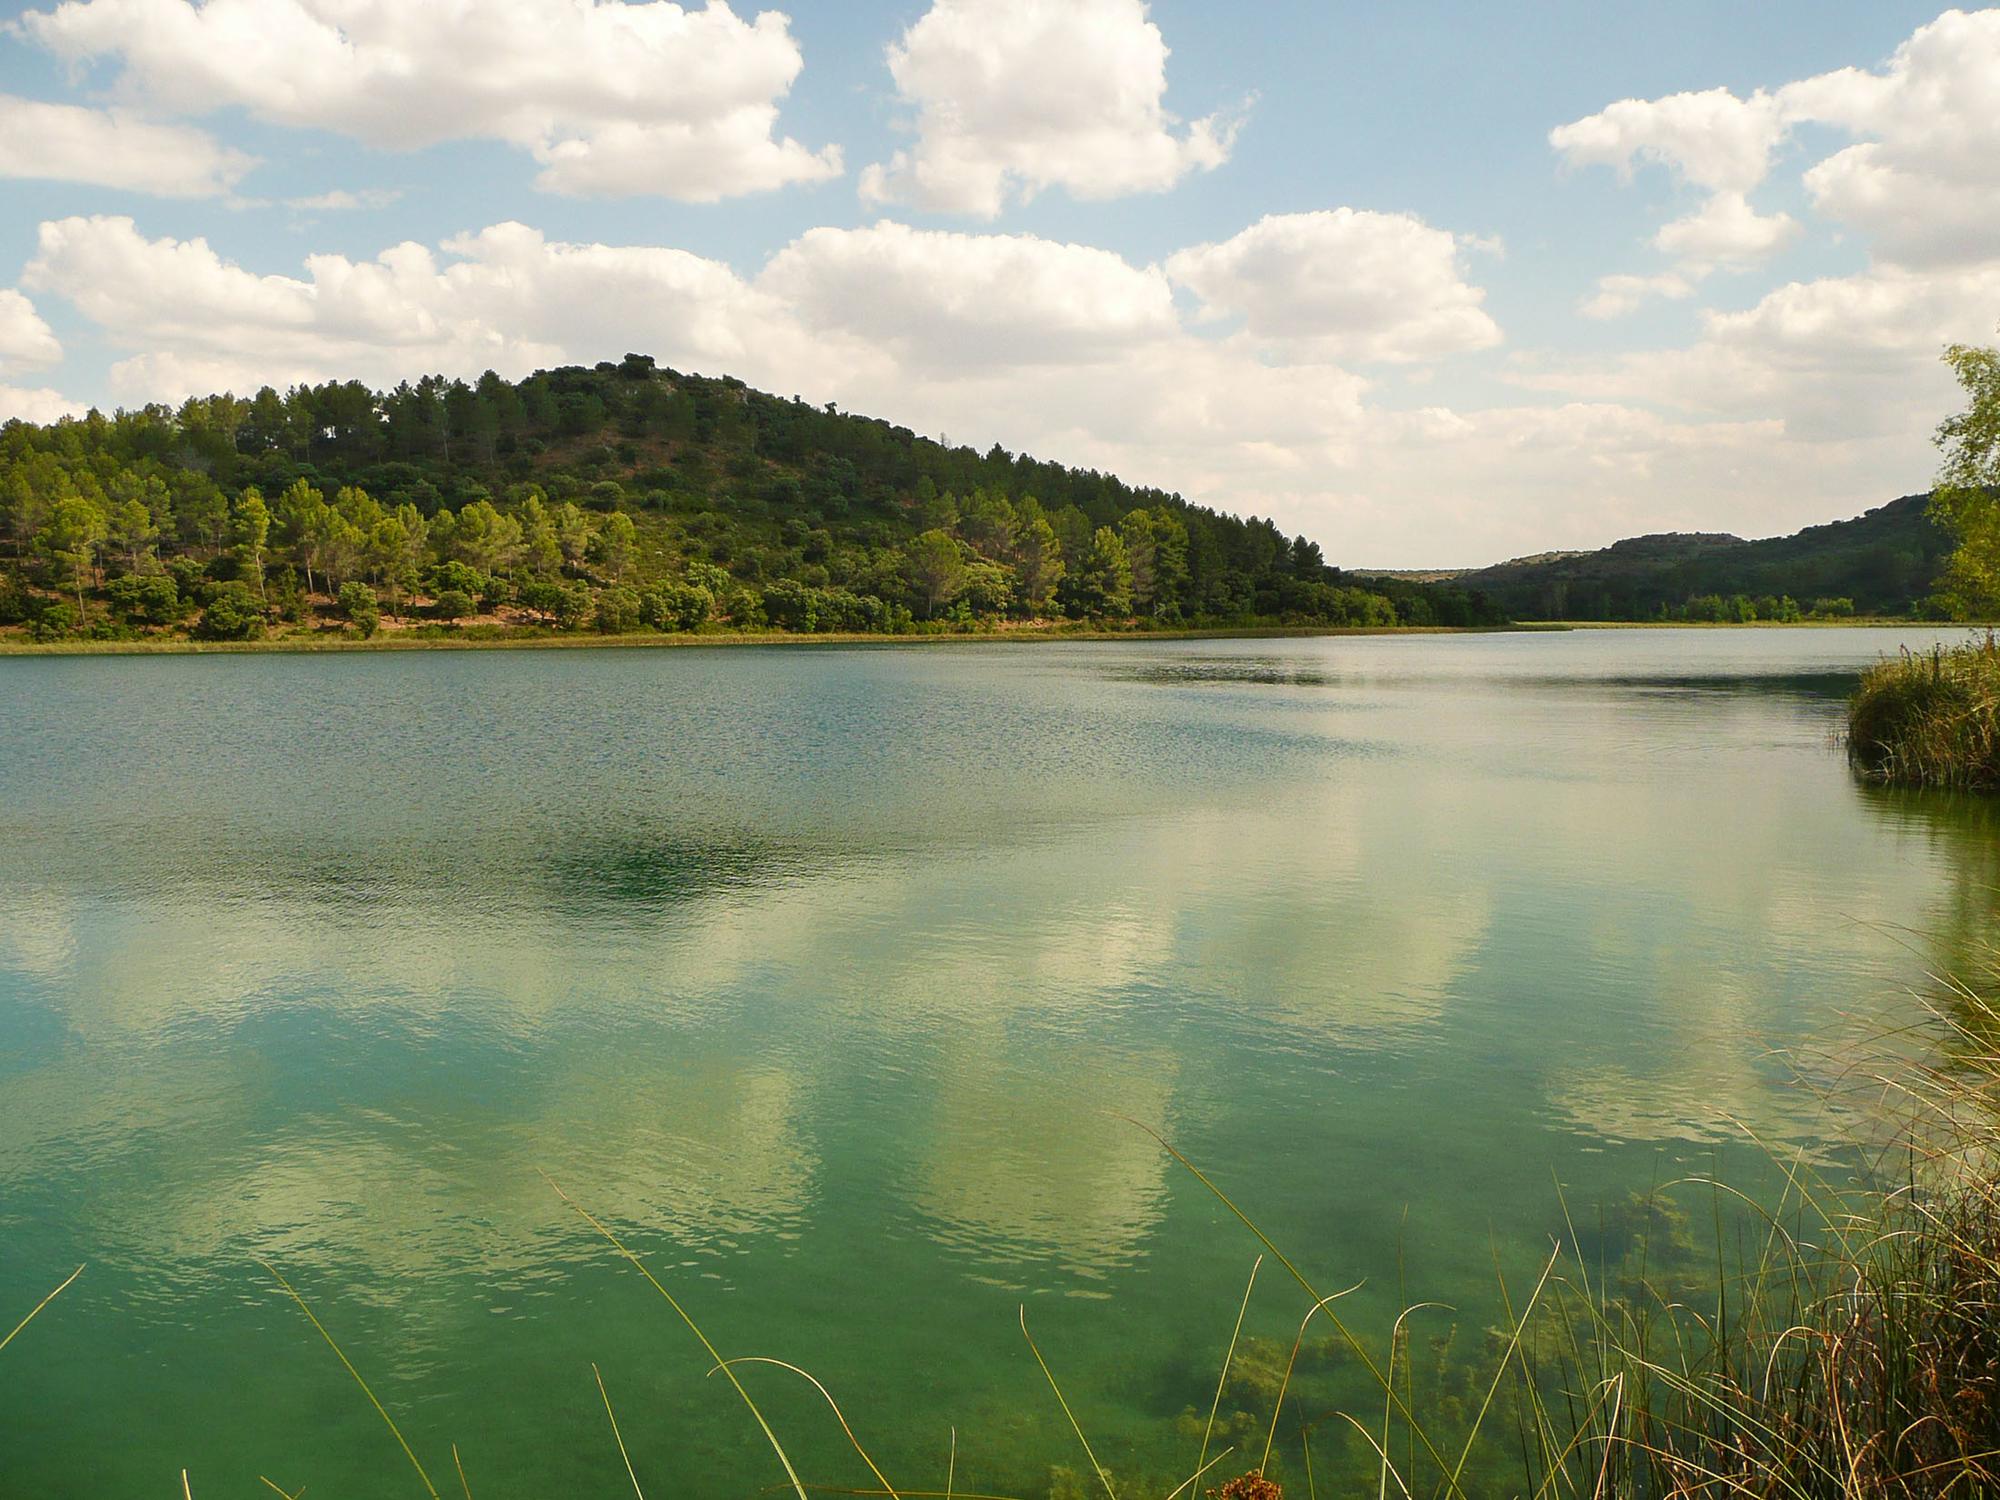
[0,0,1990,564]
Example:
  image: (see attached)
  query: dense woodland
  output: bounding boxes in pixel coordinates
[0,355,1504,644]
[1451,494,1952,622]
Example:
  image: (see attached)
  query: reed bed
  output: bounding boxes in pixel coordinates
[1849,636,2000,792]
[1506,988,2000,1500]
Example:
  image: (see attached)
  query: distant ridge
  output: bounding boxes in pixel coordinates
[1439,496,1948,620]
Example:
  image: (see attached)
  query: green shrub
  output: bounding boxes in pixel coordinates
[760,578,818,631]
[106,574,184,627]
[639,581,714,633]
[594,585,641,634]
[27,601,78,641]
[425,561,486,601]
[520,580,591,630]
[0,572,31,626]
[432,588,475,623]
[337,581,380,638]
[192,582,265,641]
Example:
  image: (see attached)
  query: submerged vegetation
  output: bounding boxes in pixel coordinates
[0,355,1503,647]
[573,987,2000,1498]
[17,979,1998,1499]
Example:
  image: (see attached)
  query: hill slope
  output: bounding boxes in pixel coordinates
[0,356,1504,643]
[1453,495,1950,620]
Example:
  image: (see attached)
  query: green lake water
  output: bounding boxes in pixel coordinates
[2,627,1996,1497]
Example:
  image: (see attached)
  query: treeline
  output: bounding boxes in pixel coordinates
[0,355,1503,643]
[1663,593,1854,623]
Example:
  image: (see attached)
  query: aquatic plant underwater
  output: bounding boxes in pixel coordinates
[9,968,2000,1500]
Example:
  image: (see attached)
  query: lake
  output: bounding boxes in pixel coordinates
[1,627,1994,1497]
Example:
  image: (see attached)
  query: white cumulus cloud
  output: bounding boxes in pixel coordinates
[1552,87,1797,277]
[0,385,84,423]
[1652,191,1799,270]
[1517,258,2000,454]
[1788,8,2000,266]
[1550,86,1788,195]
[762,222,1178,370]
[1164,210,1501,364]
[20,215,828,399]
[285,188,404,213]
[19,0,840,201]
[859,0,1238,217]
[1556,9,2000,274]
[0,93,252,196]
[0,290,63,371]
[1579,271,1698,321]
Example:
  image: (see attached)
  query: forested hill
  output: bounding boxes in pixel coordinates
[1450,494,1950,622]
[0,354,1503,645]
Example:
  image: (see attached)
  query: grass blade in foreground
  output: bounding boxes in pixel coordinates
[1198,1256,1261,1481]
[1019,1305,1115,1500]
[714,1357,902,1499]
[259,1259,440,1499]
[594,1363,646,1500]
[0,1263,83,1355]
[1115,1114,1466,1491]
[540,1171,811,1500]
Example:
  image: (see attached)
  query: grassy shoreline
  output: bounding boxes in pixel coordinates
[0,621,1564,658]
[1545,616,1944,629]
[0,617,1961,659]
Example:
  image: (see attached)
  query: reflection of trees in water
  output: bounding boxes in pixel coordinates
[538,830,837,914]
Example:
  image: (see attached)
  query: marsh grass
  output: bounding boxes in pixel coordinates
[1516,999,2000,1499]
[1849,636,2000,791]
[105,976,2000,1499]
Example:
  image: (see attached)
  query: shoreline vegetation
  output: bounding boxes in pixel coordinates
[0,616,1948,659]
[0,623,1525,656]
[1849,635,2000,792]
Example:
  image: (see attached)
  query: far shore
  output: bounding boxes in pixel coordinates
[0,616,1960,659]
[1548,616,1958,629]
[0,620,1566,658]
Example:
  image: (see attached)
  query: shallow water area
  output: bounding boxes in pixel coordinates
[1,626,1993,1497]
